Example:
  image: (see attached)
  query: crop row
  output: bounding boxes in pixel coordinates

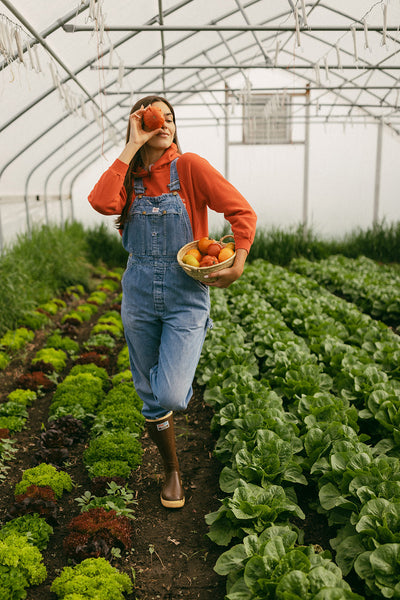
[289,254,400,327]
[0,272,141,599]
[245,261,400,444]
[199,259,400,599]
[0,266,122,372]
[0,271,122,478]
[0,282,86,371]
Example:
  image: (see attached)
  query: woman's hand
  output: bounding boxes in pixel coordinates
[203,248,248,288]
[118,106,162,165]
[127,106,162,148]
[203,266,242,288]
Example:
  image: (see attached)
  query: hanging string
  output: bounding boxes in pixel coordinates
[0,14,30,67]
[86,1,124,155]
[13,27,24,63]
[0,11,91,124]
[314,60,321,85]
[381,3,388,47]
[335,43,342,69]
[88,0,108,156]
[300,0,309,28]
[0,13,41,75]
[324,56,330,81]
[33,44,42,72]
[351,25,359,63]
[294,6,301,47]
[26,41,35,70]
[117,58,124,88]
[363,18,370,50]
[274,39,280,66]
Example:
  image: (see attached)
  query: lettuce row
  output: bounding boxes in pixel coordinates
[290,255,400,326]
[45,304,143,481]
[243,261,400,443]
[201,262,400,599]
[249,260,400,381]
[199,318,360,596]
[0,271,136,599]
[226,266,400,597]
[214,526,363,600]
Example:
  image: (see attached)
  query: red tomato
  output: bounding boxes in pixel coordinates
[143,105,165,130]
[207,243,223,257]
[200,255,218,267]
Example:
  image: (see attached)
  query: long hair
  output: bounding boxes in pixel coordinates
[116,95,181,230]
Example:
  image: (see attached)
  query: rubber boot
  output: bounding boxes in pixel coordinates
[146,411,185,509]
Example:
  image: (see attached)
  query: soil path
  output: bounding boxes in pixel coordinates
[129,386,226,600]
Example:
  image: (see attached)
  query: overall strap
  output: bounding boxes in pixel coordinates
[167,158,180,192]
[133,177,146,195]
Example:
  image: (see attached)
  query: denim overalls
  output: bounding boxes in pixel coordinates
[121,158,212,420]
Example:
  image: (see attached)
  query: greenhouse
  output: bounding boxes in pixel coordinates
[1,0,400,247]
[1,1,400,600]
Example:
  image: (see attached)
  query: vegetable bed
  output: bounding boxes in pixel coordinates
[0,252,399,599]
[0,267,225,600]
[198,258,400,599]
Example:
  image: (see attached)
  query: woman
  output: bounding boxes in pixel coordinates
[88,95,257,509]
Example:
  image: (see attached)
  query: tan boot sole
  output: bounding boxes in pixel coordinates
[161,494,185,509]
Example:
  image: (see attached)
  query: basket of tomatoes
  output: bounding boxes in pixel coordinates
[177,235,236,282]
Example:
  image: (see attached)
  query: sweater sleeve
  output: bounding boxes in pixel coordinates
[178,153,257,253]
[88,159,129,215]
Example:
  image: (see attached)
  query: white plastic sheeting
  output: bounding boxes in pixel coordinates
[1,0,400,248]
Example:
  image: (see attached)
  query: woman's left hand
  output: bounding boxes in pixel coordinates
[203,248,248,288]
[203,267,241,288]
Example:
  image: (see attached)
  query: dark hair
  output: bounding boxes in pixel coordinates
[115,95,181,230]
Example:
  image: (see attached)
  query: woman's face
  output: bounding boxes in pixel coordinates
[145,101,176,154]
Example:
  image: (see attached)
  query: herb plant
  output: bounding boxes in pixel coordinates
[15,464,73,499]
[63,507,133,561]
[0,513,53,550]
[50,556,133,599]
[75,482,137,519]
[0,533,47,593]
[83,431,143,470]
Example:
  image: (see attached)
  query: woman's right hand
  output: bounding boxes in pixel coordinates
[118,106,162,165]
[127,105,162,148]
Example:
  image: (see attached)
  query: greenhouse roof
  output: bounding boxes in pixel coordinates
[1,0,400,239]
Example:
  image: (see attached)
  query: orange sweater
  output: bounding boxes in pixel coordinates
[88,144,257,253]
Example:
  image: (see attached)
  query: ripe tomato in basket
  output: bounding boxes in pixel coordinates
[207,242,223,257]
[200,255,218,267]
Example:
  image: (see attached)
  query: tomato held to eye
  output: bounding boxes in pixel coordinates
[143,105,165,130]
